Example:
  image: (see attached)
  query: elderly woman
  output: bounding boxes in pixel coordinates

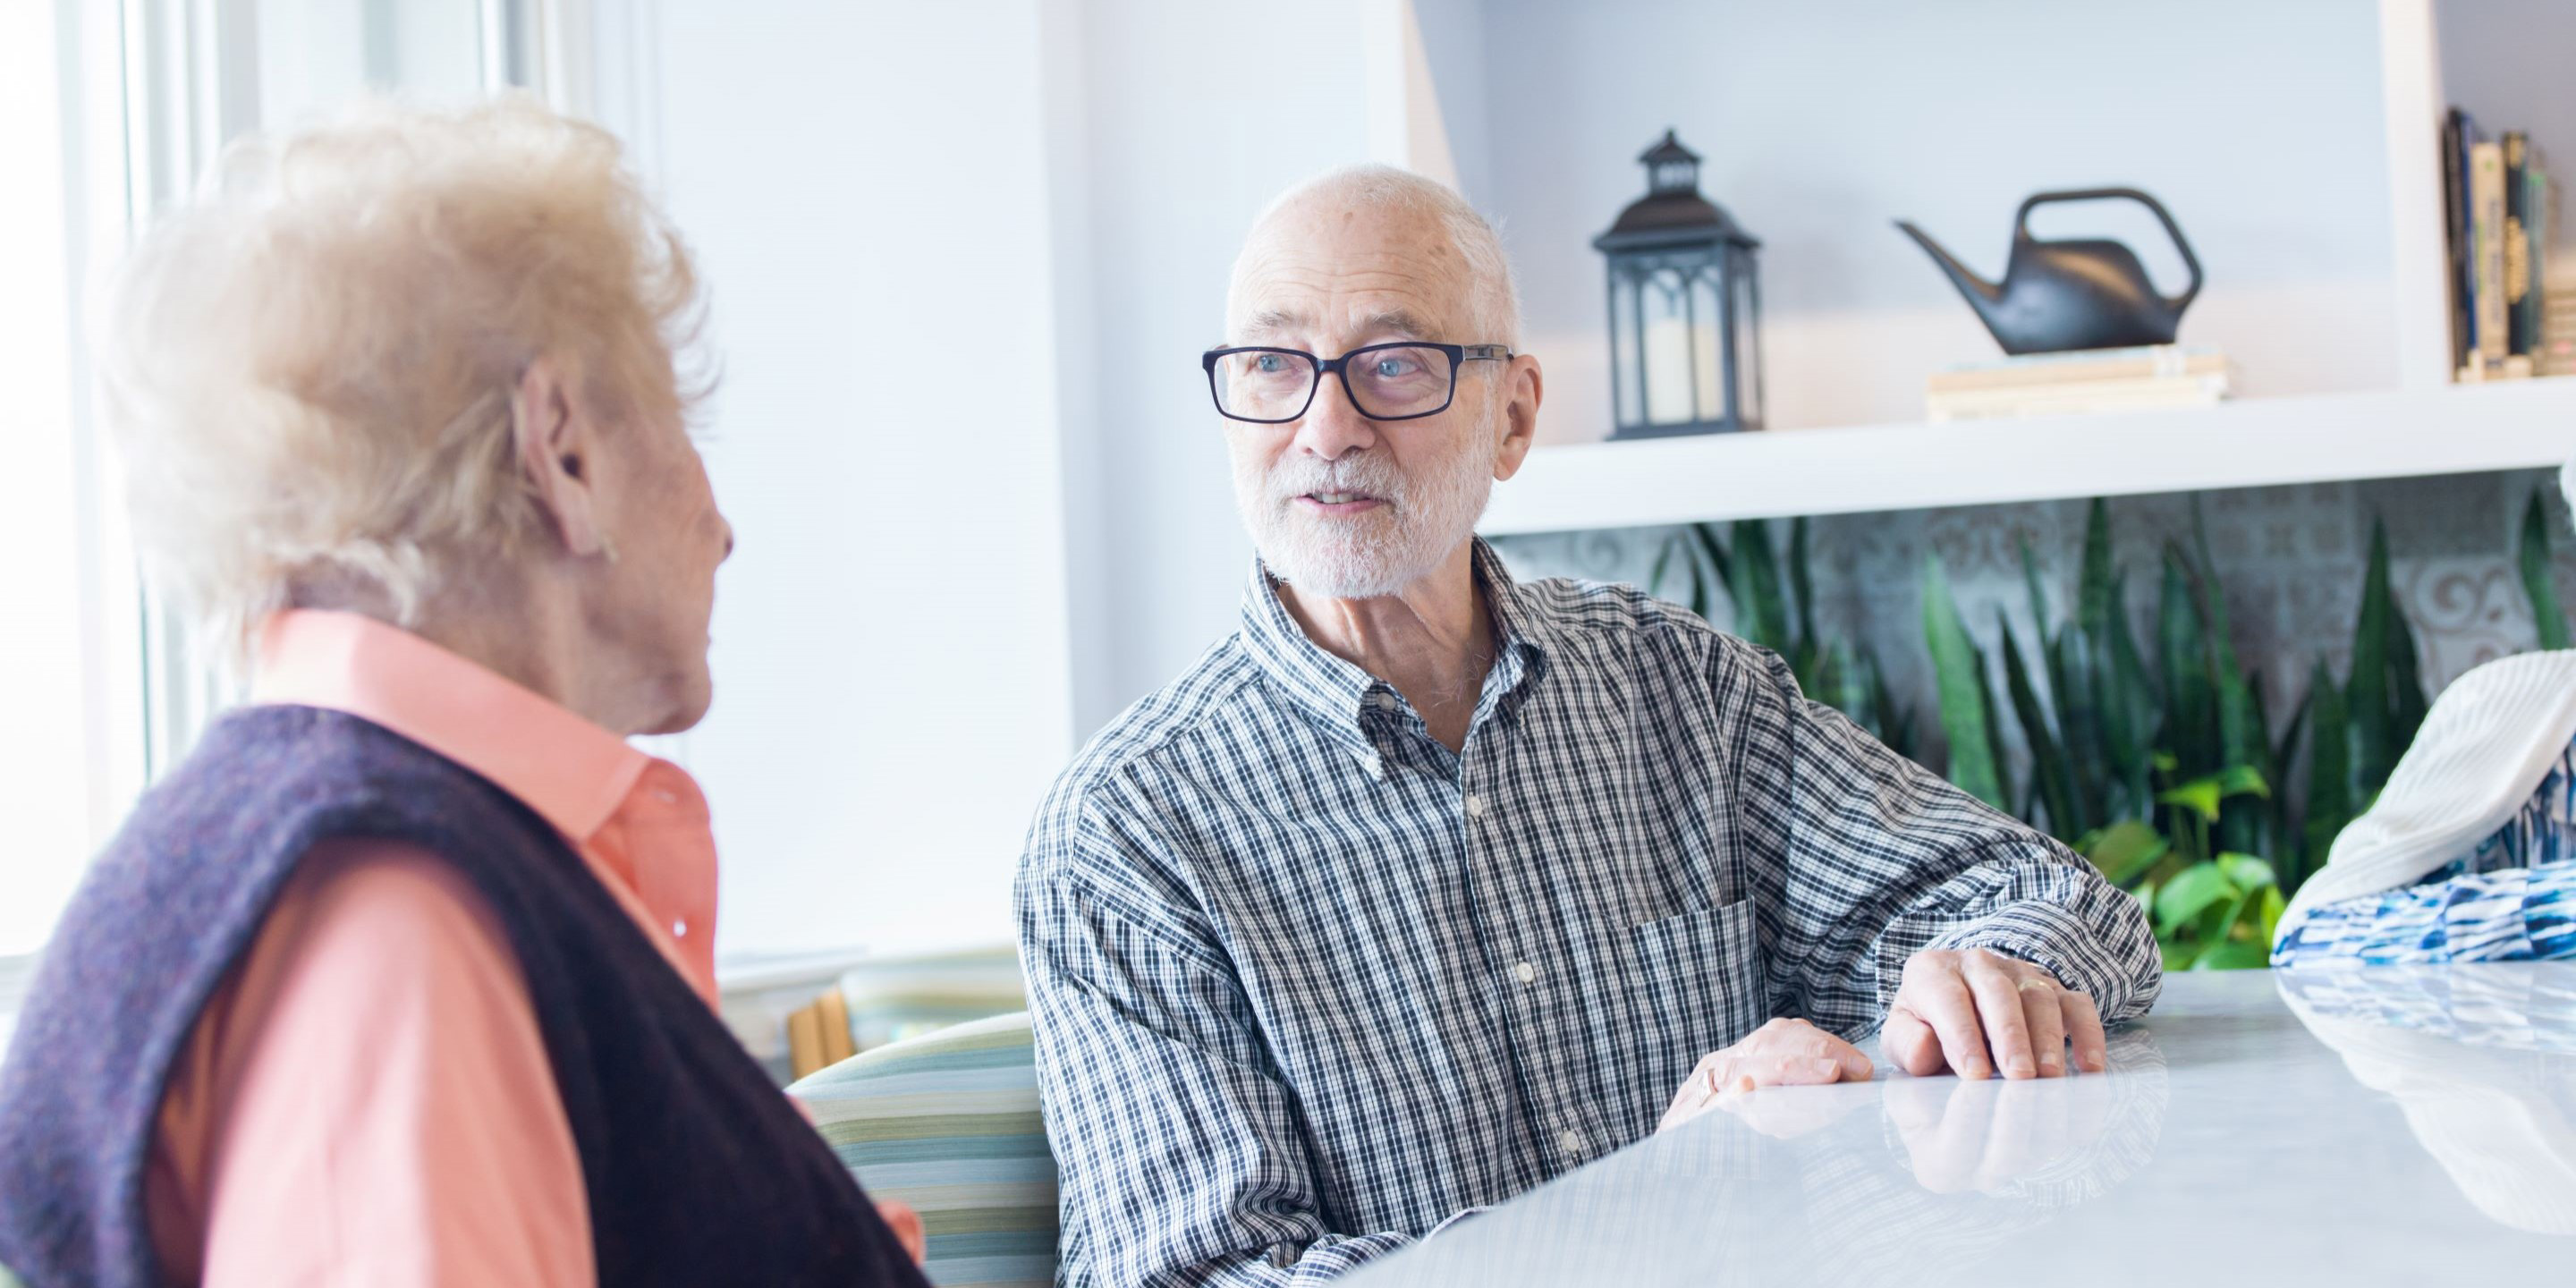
[0,98,925,1285]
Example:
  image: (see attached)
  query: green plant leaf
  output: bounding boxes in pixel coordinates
[1923,555,2007,810]
[2049,628,2109,828]
[2301,655,2352,889]
[2258,883,2288,944]
[2522,487,2572,651]
[2155,776,2222,822]
[2107,571,2163,813]
[2215,852,2277,892]
[2158,545,2217,775]
[2216,765,2271,799]
[2020,534,2053,656]
[2195,936,2272,970]
[1789,515,1818,652]
[2187,499,2266,776]
[2387,546,2428,747]
[1688,523,1731,623]
[2154,860,2238,935]
[2184,891,2256,970]
[2350,521,2397,793]
[2001,610,2080,838]
[2154,767,2268,824]
[1729,519,1791,651]
[2078,497,2115,641]
[1871,653,1918,762]
[2271,687,2312,794]
[2083,819,2171,886]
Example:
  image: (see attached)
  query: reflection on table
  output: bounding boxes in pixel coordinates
[1348,967,2576,1288]
[1350,1031,2168,1288]
[2278,963,2576,1236]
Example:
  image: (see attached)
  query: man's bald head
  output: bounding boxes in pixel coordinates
[1225,165,1521,350]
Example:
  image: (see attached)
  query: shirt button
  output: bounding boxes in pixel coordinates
[1558,1128,1584,1157]
[1373,692,1400,712]
[1463,793,1487,818]
[1513,961,1537,985]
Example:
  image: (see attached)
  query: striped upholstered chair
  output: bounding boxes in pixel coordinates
[790,1011,1056,1288]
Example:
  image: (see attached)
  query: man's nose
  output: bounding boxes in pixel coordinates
[1292,367,1378,461]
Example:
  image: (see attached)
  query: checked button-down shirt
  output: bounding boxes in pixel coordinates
[1015,540,2161,1287]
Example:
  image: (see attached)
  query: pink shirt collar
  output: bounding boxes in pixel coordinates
[251,610,653,840]
[249,609,719,1004]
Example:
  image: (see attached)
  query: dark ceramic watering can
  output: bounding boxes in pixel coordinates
[1896,188,2203,355]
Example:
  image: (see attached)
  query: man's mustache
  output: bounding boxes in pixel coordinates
[1268,458,1404,504]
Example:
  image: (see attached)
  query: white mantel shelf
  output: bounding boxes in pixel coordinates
[1479,377,2576,536]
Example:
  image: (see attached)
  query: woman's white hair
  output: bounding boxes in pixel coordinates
[1228,164,1521,348]
[98,93,705,669]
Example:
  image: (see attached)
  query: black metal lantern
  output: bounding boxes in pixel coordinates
[1593,130,1763,438]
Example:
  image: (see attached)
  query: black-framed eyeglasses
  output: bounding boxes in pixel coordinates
[1201,342,1513,424]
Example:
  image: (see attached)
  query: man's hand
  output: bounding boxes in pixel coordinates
[1884,1066,2116,1194]
[1657,1017,1873,1132]
[1884,946,2106,1080]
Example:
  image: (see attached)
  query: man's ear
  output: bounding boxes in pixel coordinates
[1492,354,1544,483]
[512,357,609,560]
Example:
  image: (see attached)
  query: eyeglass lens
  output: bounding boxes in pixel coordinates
[1213,346,1457,421]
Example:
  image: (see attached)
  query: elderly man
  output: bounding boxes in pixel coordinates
[1015,166,2160,1287]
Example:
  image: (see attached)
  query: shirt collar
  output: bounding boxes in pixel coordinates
[1237,538,1552,765]
[250,610,652,843]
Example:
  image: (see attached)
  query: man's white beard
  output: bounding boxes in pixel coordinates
[1234,428,1497,599]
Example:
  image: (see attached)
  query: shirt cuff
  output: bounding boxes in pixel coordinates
[1921,900,2155,1021]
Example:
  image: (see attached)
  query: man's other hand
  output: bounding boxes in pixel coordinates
[1657,1017,1872,1132]
[1884,946,2106,1080]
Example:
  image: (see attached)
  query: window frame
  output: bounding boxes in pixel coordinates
[0,0,594,1030]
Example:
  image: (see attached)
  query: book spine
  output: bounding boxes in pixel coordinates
[2507,132,2535,357]
[2475,139,2508,362]
[2527,161,2549,364]
[2445,109,2471,369]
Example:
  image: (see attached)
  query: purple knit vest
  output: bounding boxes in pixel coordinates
[0,705,925,1287]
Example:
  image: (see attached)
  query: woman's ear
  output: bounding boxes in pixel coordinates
[512,357,610,560]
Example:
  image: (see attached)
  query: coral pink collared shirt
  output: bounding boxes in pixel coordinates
[145,610,723,1286]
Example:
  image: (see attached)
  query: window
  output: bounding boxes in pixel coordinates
[0,2,573,1025]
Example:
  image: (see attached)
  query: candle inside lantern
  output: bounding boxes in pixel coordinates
[1692,306,1724,422]
[1644,314,1692,424]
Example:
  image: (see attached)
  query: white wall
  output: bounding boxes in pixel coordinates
[1434,0,2400,438]
[592,0,1407,957]
[632,1,1076,958]
[1055,0,1388,732]
[598,0,2431,959]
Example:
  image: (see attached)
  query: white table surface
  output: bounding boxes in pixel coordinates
[1346,964,2576,1286]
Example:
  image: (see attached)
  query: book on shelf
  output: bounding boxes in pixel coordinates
[1922,347,2231,422]
[2445,108,2556,382]
[2475,139,2508,363]
[1924,344,2226,393]
[2542,280,2576,377]
[2525,156,2550,361]
[2445,108,2474,366]
[2507,131,2536,358]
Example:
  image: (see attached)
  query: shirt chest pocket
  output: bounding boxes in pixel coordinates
[1623,897,1766,1108]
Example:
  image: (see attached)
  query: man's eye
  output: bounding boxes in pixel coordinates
[1373,358,1412,377]
[1255,354,1289,374]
